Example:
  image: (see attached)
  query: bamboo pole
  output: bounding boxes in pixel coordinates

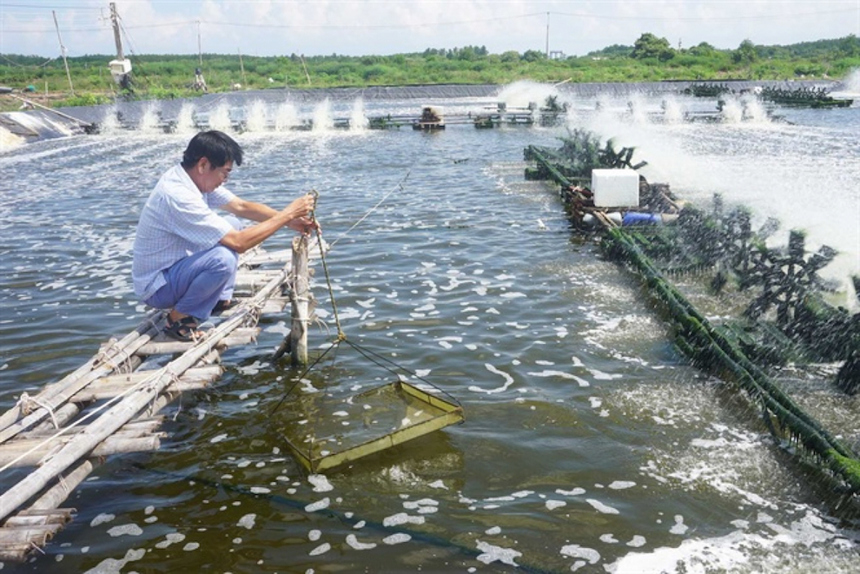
[68,366,221,402]
[291,235,309,366]
[135,327,258,356]
[0,311,160,436]
[0,337,152,445]
[0,264,288,523]
[0,435,161,467]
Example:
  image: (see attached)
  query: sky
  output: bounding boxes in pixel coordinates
[1,0,859,60]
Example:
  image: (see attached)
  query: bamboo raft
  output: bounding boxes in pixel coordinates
[0,242,315,562]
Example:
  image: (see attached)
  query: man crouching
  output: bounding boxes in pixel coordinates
[133,130,316,342]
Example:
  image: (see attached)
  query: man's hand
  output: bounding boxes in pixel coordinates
[287,216,320,235]
[282,193,315,221]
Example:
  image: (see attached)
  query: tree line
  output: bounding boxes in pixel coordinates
[1,33,858,109]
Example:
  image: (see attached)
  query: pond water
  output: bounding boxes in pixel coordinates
[1,84,859,573]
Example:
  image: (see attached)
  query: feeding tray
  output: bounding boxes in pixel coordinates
[282,380,464,473]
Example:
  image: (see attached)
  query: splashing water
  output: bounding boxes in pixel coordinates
[139,104,162,134]
[175,103,196,134]
[720,97,744,123]
[843,67,860,92]
[274,102,299,131]
[98,105,121,135]
[245,100,268,133]
[312,99,334,131]
[497,80,559,110]
[0,125,23,152]
[207,103,232,132]
[741,96,769,123]
[350,98,369,130]
[661,97,684,124]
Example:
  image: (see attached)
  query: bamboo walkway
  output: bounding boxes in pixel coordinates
[0,243,314,562]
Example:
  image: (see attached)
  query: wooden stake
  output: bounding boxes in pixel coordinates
[291,235,309,366]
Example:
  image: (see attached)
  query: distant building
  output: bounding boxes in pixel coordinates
[549,50,565,60]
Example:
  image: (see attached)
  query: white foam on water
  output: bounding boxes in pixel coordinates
[309,474,334,492]
[560,544,601,566]
[83,548,145,574]
[237,513,256,529]
[106,524,142,537]
[556,487,586,496]
[309,542,331,556]
[468,363,515,394]
[345,534,377,550]
[586,499,620,515]
[670,515,689,535]
[475,540,522,567]
[154,532,185,549]
[305,498,330,512]
[608,512,859,574]
[90,513,115,527]
[382,512,425,527]
[382,533,411,545]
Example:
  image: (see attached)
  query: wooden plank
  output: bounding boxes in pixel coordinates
[69,366,222,402]
[21,417,164,439]
[0,435,163,467]
[134,328,259,356]
[235,271,283,290]
[220,297,288,317]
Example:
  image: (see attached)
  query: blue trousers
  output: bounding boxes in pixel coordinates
[144,245,238,321]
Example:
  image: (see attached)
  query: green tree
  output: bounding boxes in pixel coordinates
[733,39,757,64]
[522,49,545,62]
[631,33,675,61]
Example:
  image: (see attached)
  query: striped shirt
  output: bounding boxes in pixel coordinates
[133,164,236,300]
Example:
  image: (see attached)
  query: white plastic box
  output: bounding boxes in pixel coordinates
[591,169,640,207]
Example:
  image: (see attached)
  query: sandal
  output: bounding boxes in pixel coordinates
[164,315,204,343]
[212,299,239,316]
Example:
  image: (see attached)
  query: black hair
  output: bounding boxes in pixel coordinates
[181,130,243,169]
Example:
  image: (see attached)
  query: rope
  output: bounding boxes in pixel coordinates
[269,183,458,415]
[16,393,59,429]
[329,170,411,248]
[0,367,164,475]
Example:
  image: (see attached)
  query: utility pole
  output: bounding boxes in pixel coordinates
[52,10,74,95]
[197,21,203,66]
[238,48,247,86]
[108,2,132,88]
[545,12,550,59]
[110,3,123,60]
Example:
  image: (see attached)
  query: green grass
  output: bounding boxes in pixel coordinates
[1,35,858,109]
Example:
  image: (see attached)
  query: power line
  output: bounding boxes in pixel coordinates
[2,6,856,35]
[0,3,100,9]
